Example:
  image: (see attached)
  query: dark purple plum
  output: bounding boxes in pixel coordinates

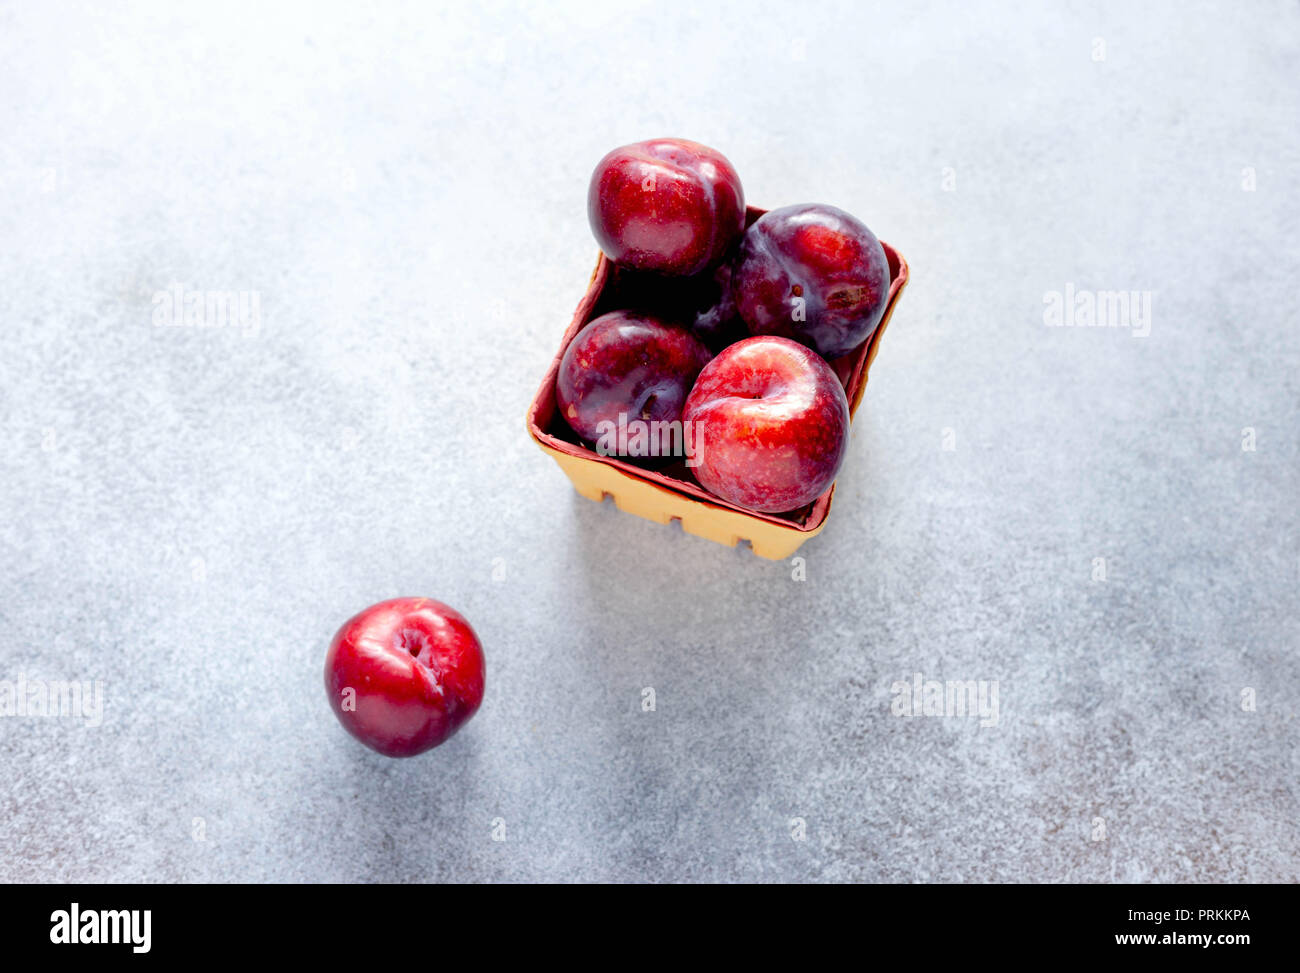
[588,139,745,277]
[556,310,713,460]
[687,259,749,351]
[732,204,890,360]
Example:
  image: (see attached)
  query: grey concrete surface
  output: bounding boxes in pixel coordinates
[1,0,1297,883]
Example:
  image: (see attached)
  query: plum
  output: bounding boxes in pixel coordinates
[687,259,748,351]
[556,310,713,460]
[683,336,849,514]
[588,138,745,277]
[732,203,890,360]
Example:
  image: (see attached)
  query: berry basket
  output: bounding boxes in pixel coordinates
[527,207,909,559]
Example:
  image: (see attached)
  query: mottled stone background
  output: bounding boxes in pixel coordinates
[1,0,1296,882]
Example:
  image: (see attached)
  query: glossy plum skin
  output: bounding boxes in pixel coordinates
[557,310,713,450]
[732,204,890,360]
[688,259,748,351]
[324,598,485,757]
[588,138,745,276]
[683,336,850,513]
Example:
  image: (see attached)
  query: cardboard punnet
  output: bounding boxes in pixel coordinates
[527,207,909,559]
